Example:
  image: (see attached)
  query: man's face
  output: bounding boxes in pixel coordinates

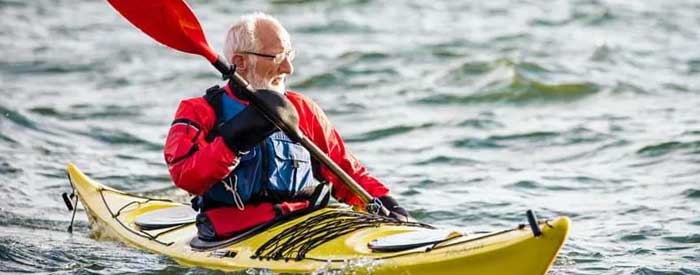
[246,20,294,93]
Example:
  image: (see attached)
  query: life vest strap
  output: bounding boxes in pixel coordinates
[203,85,224,143]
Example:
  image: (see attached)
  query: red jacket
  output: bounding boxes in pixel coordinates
[164,84,389,207]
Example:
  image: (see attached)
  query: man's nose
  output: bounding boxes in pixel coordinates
[278,57,293,75]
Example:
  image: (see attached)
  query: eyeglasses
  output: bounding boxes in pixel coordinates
[237,49,296,65]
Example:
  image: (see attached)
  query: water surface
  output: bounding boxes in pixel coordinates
[1,0,699,274]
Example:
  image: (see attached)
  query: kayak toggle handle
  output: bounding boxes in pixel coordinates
[526,209,542,237]
[62,192,75,211]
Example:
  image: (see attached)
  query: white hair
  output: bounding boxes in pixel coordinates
[223,12,287,65]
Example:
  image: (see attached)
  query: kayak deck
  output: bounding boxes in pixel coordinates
[66,163,570,274]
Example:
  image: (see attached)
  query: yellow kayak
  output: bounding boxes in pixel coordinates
[65,163,570,274]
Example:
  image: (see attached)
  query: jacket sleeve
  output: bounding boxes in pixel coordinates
[163,99,237,195]
[289,92,390,207]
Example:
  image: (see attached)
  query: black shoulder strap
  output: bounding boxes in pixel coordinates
[203,85,224,143]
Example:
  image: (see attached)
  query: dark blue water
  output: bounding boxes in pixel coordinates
[1,0,699,274]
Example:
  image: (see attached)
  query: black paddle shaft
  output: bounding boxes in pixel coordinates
[211,57,389,216]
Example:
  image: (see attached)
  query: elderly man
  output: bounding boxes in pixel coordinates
[163,12,408,240]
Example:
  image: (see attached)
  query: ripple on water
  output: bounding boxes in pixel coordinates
[618,225,669,242]
[621,234,647,242]
[663,234,700,244]
[293,71,342,90]
[0,237,62,273]
[687,59,700,75]
[421,58,600,105]
[620,205,661,216]
[508,180,539,189]
[0,60,99,76]
[627,247,655,255]
[0,210,87,232]
[0,227,181,274]
[94,174,173,192]
[453,127,608,150]
[337,51,391,63]
[0,132,18,144]
[632,267,700,275]
[0,104,37,129]
[0,234,106,273]
[490,131,560,142]
[682,188,700,199]
[295,19,373,34]
[346,123,434,142]
[28,104,143,120]
[457,118,504,130]
[417,80,599,104]
[637,140,700,157]
[452,136,503,149]
[290,51,398,90]
[0,160,22,175]
[294,66,397,90]
[436,60,494,85]
[0,0,27,8]
[564,249,604,264]
[80,127,162,151]
[412,155,478,166]
[429,39,475,58]
[506,180,577,192]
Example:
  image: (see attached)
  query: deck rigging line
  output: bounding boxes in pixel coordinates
[253,210,433,261]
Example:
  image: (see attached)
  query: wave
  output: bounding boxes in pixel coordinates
[292,50,392,90]
[419,58,599,105]
[0,160,22,175]
[682,188,700,199]
[636,140,700,157]
[75,127,162,151]
[28,104,143,120]
[0,228,170,274]
[412,155,478,166]
[0,132,18,145]
[0,211,79,232]
[295,19,374,34]
[632,267,700,275]
[506,180,578,191]
[663,234,700,244]
[93,174,172,192]
[530,1,615,27]
[0,60,98,76]
[418,81,599,104]
[457,118,505,130]
[452,137,504,149]
[346,123,434,142]
[452,127,609,150]
[0,104,37,129]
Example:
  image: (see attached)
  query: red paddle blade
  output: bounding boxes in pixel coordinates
[107,0,218,63]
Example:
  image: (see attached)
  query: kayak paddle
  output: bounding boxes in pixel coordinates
[105,0,388,215]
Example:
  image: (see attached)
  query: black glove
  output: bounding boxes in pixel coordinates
[219,89,298,153]
[219,104,276,153]
[378,195,410,222]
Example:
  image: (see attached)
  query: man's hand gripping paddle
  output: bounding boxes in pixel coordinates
[105,0,390,216]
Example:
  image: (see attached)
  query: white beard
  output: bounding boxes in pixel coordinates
[247,71,286,93]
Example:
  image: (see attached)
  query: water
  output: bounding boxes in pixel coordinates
[1,0,699,274]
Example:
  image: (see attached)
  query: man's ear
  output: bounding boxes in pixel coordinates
[232,55,248,75]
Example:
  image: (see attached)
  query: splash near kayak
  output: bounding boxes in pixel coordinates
[65,163,569,274]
